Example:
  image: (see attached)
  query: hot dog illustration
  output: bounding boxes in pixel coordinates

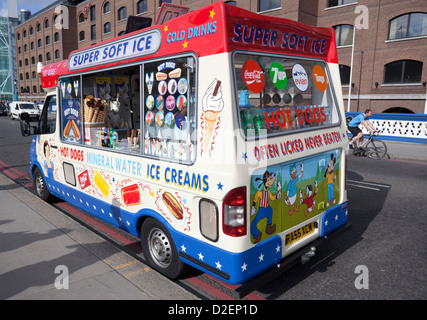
[162,192,183,220]
[63,120,72,139]
[71,120,80,141]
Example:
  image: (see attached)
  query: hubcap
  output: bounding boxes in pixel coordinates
[147,228,172,268]
[36,174,44,196]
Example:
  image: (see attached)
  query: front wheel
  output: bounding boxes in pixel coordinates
[33,167,53,202]
[366,139,387,160]
[140,218,185,279]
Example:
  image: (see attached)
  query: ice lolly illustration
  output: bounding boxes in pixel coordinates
[145,72,154,94]
[94,170,109,198]
[202,79,224,155]
[121,184,141,206]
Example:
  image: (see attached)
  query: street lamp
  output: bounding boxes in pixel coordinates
[13,80,18,101]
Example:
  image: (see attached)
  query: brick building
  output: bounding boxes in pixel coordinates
[14,0,427,113]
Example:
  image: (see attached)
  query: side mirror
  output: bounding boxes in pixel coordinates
[21,112,30,121]
[20,112,39,136]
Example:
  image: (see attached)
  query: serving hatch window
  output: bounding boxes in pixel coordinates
[142,56,196,164]
[234,53,340,139]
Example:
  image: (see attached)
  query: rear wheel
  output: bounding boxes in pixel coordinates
[366,139,387,160]
[33,167,53,202]
[140,218,185,279]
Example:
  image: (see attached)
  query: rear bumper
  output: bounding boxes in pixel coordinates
[235,220,352,298]
[177,201,350,287]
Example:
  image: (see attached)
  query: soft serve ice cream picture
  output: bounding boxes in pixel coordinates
[201,78,224,156]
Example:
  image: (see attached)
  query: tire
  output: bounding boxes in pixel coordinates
[366,139,387,160]
[140,218,185,279]
[33,167,53,202]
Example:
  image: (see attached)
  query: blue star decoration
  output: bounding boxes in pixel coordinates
[242,152,248,161]
[217,182,223,190]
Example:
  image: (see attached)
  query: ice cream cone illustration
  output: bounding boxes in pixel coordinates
[202,79,224,156]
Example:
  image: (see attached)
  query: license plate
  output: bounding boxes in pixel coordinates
[285,222,314,246]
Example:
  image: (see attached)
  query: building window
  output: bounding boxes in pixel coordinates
[91,25,96,40]
[23,30,27,38]
[333,24,354,46]
[384,60,423,84]
[258,0,281,12]
[38,39,42,47]
[30,42,34,50]
[79,13,84,23]
[46,52,51,61]
[55,50,60,59]
[37,23,41,32]
[30,26,33,35]
[19,60,22,67]
[327,0,357,8]
[104,2,111,14]
[79,31,85,41]
[90,5,96,21]
[118,7,127,21]
[118,30,125,36]
[33,85,37,93]
[25,58,28,66]
[159,0,172,6]
[26,72,29,79]
[38,54,43,62]
[54,14,59,25]
[46,35,50,45]
[389,13,427,40]
[104,22,111,34]
[24,44,27,52]
[54,32,59,42]
[32,71,36,79]
[137,0,147,14]
[45,19,50,29]
[31,56,35,65]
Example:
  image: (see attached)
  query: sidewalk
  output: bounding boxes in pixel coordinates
[381,140,427,162]
[0,173,197,300]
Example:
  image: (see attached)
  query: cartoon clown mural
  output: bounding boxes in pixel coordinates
[250,171,281,244]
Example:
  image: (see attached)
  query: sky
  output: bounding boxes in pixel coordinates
[0,0,58,18]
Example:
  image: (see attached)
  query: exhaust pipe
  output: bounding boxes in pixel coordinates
[301,246,316,264]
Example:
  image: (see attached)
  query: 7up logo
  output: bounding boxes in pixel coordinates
[269,62,287,90]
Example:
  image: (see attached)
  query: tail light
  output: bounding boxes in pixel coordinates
[223,187,247,237]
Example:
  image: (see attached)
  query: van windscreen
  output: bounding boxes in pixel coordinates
[234,53,340,139]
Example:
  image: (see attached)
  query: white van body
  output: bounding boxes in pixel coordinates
[10,101,40,121]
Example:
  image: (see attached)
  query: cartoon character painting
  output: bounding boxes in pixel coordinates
[250,171,281,244]
[284,163,304,215]
[325,154,336,207]
[42,140,54,178]
[300,181,318,216]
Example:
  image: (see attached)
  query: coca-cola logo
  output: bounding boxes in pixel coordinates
[242,60,264,93]
[78,170,91,190]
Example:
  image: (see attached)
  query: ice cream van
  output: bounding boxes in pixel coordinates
[20,2,350,291]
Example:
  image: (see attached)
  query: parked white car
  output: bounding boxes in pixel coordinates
[9,101,40,121]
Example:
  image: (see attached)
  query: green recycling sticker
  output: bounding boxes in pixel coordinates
[269,62,287,90]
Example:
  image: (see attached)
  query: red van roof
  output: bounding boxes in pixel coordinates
[41,1,337,88]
